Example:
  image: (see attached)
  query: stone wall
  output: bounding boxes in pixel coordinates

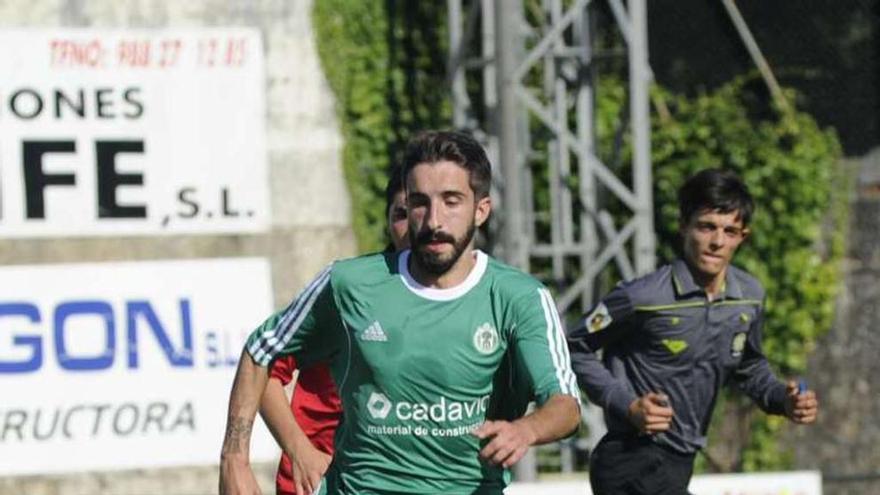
[791,150,880,495]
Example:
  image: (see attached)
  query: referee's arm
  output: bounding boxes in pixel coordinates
[567,286,639,421]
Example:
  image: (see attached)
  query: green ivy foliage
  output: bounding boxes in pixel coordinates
[649,78,842,372]
[312,0,450,252]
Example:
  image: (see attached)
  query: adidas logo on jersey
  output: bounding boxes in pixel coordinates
[361,321,388,342]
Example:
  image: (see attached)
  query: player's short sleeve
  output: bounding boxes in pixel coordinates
[246,266,345,368]
[509,286,581,406]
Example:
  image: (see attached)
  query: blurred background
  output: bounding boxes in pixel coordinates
[0,1,877,494]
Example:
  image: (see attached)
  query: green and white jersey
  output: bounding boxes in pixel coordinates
[247,250,580,494]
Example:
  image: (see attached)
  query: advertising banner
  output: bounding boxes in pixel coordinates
[0,258,278,474]
[0,29,269,237]
[688,470,822,495]
[505,471,822,495]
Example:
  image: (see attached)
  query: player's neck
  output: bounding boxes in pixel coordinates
[410,247,478,289]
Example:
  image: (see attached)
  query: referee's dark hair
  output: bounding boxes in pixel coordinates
[678,168,755,226]
[401,130,492,199]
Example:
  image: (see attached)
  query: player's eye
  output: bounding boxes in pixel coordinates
[444,194,464,207]
[724,226,743,238]
[696,222,716,233]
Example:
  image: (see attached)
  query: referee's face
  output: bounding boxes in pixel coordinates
[406,160,491,275]
[680,208,749,289]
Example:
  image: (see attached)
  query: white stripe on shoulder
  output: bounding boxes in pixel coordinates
[272,267,332,348]
[250,265,332,366]
[538,288,570,396]
[250,268,327,361]
[544,289,581,400]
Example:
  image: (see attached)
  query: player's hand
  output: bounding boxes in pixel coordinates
[219,454,261,495]
[473,419,538,468]
[289,440,331,495]
[627,392,674,434]
[784,380,818,424]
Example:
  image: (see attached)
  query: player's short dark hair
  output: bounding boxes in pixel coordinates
[384,165,404,217]
[678,168,755,226]
[401,130,492,199]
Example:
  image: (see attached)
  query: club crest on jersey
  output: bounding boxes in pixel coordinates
[473,323,499,354]
[585,303,612,333]
[731,332,747,357]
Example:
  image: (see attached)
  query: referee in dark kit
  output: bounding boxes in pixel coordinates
[567,169,819,495]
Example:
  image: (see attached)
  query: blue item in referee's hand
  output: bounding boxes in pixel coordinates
[798,379,807,394]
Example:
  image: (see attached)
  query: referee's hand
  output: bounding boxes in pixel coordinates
[784,380,819,424]
[627,392,674,435]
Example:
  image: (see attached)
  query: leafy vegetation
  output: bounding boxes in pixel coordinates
[313,0,450,251]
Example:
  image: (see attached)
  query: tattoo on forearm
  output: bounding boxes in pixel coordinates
[222,417,253,454]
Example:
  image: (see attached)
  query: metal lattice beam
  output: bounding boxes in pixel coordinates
[449,0,655,315]
[448,1,656,477]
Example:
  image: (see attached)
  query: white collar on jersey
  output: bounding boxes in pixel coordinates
[398,249,488,301]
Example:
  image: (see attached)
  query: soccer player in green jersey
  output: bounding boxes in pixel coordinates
[220,130,581,494]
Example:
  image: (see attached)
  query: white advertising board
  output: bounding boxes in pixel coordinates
[505,471,822,495]
[0,29,269,237]
[0,258,278,474]
[689,470,822,495]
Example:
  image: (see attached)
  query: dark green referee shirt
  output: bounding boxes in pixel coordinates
[567,259,788,454]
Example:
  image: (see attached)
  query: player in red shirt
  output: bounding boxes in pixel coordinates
[259,171,409,495]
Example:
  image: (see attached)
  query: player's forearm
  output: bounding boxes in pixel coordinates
[221,349,269,462]
[260,378,313,457]
[514,394,580,445]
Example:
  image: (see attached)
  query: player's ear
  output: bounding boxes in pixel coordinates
[474,195,491,227]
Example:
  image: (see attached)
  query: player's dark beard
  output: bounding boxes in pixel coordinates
[410,222,477,275]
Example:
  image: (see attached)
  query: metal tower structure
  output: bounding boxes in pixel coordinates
[448,0,656,479]
[448,0,655,318]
